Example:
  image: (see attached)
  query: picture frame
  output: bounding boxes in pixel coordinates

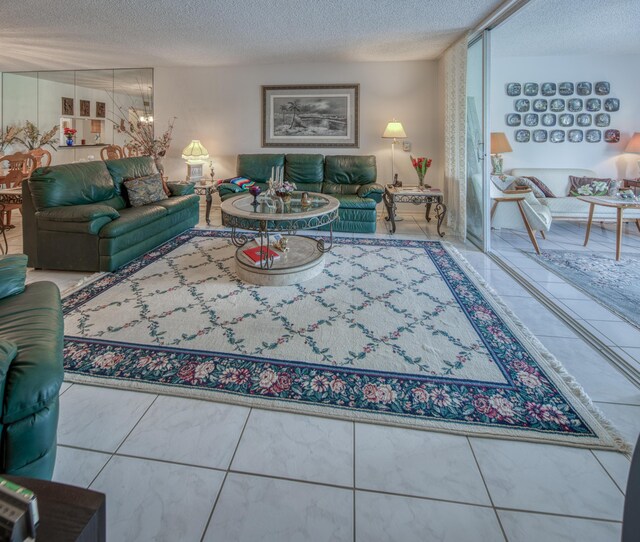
[80,99,90,117]
[96,101,106,118]
[262,84,359,147]
[62,97,74,116]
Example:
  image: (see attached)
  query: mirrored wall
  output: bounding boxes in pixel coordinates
[1,68,153,164]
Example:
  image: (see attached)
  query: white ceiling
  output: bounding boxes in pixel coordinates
[0,0,504,71]
[492,0,640,57]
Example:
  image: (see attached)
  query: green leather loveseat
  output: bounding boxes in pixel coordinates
[0,255,63,479]
[218,154,383,233]
[23,156,199,272]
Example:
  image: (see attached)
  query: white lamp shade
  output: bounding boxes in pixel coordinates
[181,139,209,162]
[625,132,640,153]
[382,121,407,139]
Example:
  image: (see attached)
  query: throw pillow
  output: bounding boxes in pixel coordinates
[0,254,28,300]
[123,174,168,207]
[568,176,618,197]
[227,177,255,190]
[490,174,517,192]
[515,176,555,198]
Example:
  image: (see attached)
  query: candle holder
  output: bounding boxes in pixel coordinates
[249,185,262,208]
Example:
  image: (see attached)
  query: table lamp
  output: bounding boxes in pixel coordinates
[382,120,407,183]
[181,140,209,182]
[625,132,640,175]
[490,132,512,175]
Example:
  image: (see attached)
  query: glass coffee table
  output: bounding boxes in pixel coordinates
[220,193,340,285]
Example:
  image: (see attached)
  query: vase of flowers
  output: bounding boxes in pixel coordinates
[410,155,432,188]
[64,127,77,146]
[275,181,296,205]
[13,121,59,151]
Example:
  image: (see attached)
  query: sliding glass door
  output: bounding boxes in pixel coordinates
[465,32,491,250]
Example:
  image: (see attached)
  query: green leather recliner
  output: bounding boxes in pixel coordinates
[23,156,200,272]
[218,154,383,233]
[0,254,63,480]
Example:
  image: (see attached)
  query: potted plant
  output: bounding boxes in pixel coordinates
[15,121,59,151]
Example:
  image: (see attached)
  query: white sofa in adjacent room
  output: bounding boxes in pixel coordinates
[510,168,640,221]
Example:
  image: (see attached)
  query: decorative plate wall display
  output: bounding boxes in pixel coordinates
[568,129,583,143]
[504,80,619,143]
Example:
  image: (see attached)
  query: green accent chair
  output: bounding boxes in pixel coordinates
[218,154,383,233]
[23,157,199,272]
[0,254,63,479]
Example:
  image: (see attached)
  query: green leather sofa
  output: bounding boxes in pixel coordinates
[218,154,383,233]
[23,157,199,272]
[0,254,63,479]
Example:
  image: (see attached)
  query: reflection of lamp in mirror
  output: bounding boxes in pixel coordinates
[624,132,640,175]
[181,140,209,182]
[490,132,513,175]
[382,120,407,183]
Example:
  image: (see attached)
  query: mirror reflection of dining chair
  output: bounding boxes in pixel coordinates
[122,144,140,157]
[100,145,123,160]
[28,148,52,169]
[0,152,35,227]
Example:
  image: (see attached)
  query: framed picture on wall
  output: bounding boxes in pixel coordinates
[96,101,106,118]
[262,84,359,147]
[62,97,74,116]
[79,99,90,117]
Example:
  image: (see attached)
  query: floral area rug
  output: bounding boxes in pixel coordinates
[62,230,627,451]
[529,249,640,330]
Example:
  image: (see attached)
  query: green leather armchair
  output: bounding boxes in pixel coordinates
[218,154,383,233]
[0,255,63,479]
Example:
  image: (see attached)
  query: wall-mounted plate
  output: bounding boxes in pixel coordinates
[586,98,601,112]
[559,82,574,95]
[549,130,565,143]
[586,129,601,142]
[541,113,556,126]
[506,113,521,127]
[594,113,610,127]
[532,130,547,143]
[604,98,620,112]
[541,82,556,96]
[506,83,522,96]
[524,113,539,126]
[558,114,574,127]
[550,99,565,112]
[523,82,538,96]
[576,82,592,95]
[604,129,620,143]
[568,129,583,143]
[576,113,592,127]
[595,82,610,95]
[514,99,530,112]
[567,98,583,112]
[515,129,530,143]
[533,99,547,112]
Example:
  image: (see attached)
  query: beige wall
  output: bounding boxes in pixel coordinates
[154,60,441,188]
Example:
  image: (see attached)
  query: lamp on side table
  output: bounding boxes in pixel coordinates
[181,140,209,183]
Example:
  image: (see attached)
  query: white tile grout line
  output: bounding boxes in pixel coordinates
[590,450,628,496]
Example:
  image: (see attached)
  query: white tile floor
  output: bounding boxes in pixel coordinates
[5,205,638,542]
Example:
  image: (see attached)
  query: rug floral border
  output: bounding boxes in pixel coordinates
[63,230,611,447]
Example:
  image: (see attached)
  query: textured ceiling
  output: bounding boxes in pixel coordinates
[492,0,640,56]
[0,0,504,71]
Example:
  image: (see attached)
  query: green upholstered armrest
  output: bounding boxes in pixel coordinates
[357,183,384,202]
[0,255,28,300]
[167,182,195,196]
[36,204,120,223]
[218,183,244,195]
[0,340,17,400]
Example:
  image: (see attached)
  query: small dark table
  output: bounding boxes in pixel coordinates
[0,188,22,254]
[193,181,217,225]
[6,476,105,542]
[383,185,446,236]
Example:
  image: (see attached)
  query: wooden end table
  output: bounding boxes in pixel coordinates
[578,195,640,260]
[383,185,446,236]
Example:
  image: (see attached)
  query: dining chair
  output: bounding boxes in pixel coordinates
[100,145,124,160]
[29,148,52,169]
[0,152,35,227]
[122,144,140,157]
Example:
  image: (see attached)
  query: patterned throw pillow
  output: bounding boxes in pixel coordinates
[123,174,168,207]
[568,176,619,197]
[227,177,255,190]
[515,176,555,198]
